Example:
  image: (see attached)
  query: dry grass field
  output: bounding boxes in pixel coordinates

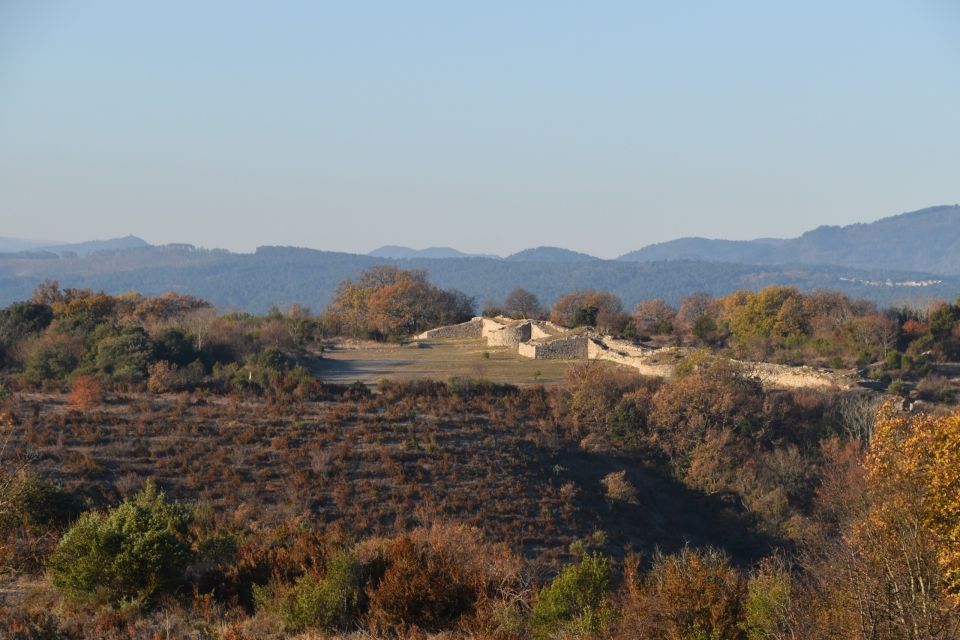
[314,337,576,387]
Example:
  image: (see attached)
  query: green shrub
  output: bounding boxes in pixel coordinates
[887,379,908,397]
[740,561,791,640]
[151,327,198,367]
[259,550,363,633]
[0,472,84,574]
[606,396,647,448]
[93,328,153,383]
[530,552,611,639]
[884,350,903,370]
[24,334,82,385]
[49,482,191,607]
[13,474,84,530]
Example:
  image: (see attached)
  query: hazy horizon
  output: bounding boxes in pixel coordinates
[2,2,958,257]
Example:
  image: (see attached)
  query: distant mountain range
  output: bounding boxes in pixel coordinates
[0,235,149,257]
[505,246,600,262]
[0,237,53,253]
[368,245,599,262]
[368,245,499,260]
[0,206,957,312]
[618,205,960,275]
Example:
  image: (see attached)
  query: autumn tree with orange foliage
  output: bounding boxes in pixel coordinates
[793,404,960,638]
[550,290,626,333]
[329,266,473,339]
[867,405,960,597]
[614,547,745,640]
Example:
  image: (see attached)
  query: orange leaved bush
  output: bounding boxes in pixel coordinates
[67,376,105,409]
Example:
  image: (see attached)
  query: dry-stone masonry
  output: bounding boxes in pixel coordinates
[417,316,854,390]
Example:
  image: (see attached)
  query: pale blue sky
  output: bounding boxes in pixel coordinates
[1,1,957,257]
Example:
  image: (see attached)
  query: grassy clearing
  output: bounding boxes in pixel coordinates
[314,338,575,386]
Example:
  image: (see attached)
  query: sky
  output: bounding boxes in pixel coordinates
[0,1,958,258]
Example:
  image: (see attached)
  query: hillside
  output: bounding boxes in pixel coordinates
[619,205,960,274]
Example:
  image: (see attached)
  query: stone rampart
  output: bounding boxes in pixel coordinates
[588,339,676,377]
[587,339,850,388]
[518,335,590,359]
[596,336,652,358]
[745,362,851,390]
[416,317,483,340]
[487,322,532,347]
[416,318,853,391]
[481,317,510,339]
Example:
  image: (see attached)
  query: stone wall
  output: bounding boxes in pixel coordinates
[518,335,590,360]
[746,362,851,390]
[481,317,510,339]
[530,324,552,340]
[416,317,483,340]
[595,336,652,358]
[529,320,566,340]
[487,322,532,347]
[588,339,676,377]
[587,339,851,389]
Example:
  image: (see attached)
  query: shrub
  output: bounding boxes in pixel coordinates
[0,302,53,369]
[447,376,517,400]
[67,375,105,408]
[884,350,903,370]
[93,329,153,383]
[601,470,638,504]
[627,547,746,640]
[915,374,956,403]
[564,362,640,436]
[649,357,764,467]
[8,474,83,531]
[530,552,612,639]
[258,550,363,633]
[23,333,83,385]
[0,472,84,573]
[147,360,204,393]
[740,559,791,640]
[151,327,198,367]
[367,536,476,633]
[887,379,908,396]
[50,482,192,606]
[605,386,657,449]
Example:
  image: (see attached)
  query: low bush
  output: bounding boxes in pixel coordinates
[367,536,476,633]
[530,552,611,639]
[256,549,363,633]
[49,482,192,607]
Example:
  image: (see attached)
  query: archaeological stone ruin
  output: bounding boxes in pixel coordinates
[416,316,853,390]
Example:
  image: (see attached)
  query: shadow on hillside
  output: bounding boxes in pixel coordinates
[540,446,776,566]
